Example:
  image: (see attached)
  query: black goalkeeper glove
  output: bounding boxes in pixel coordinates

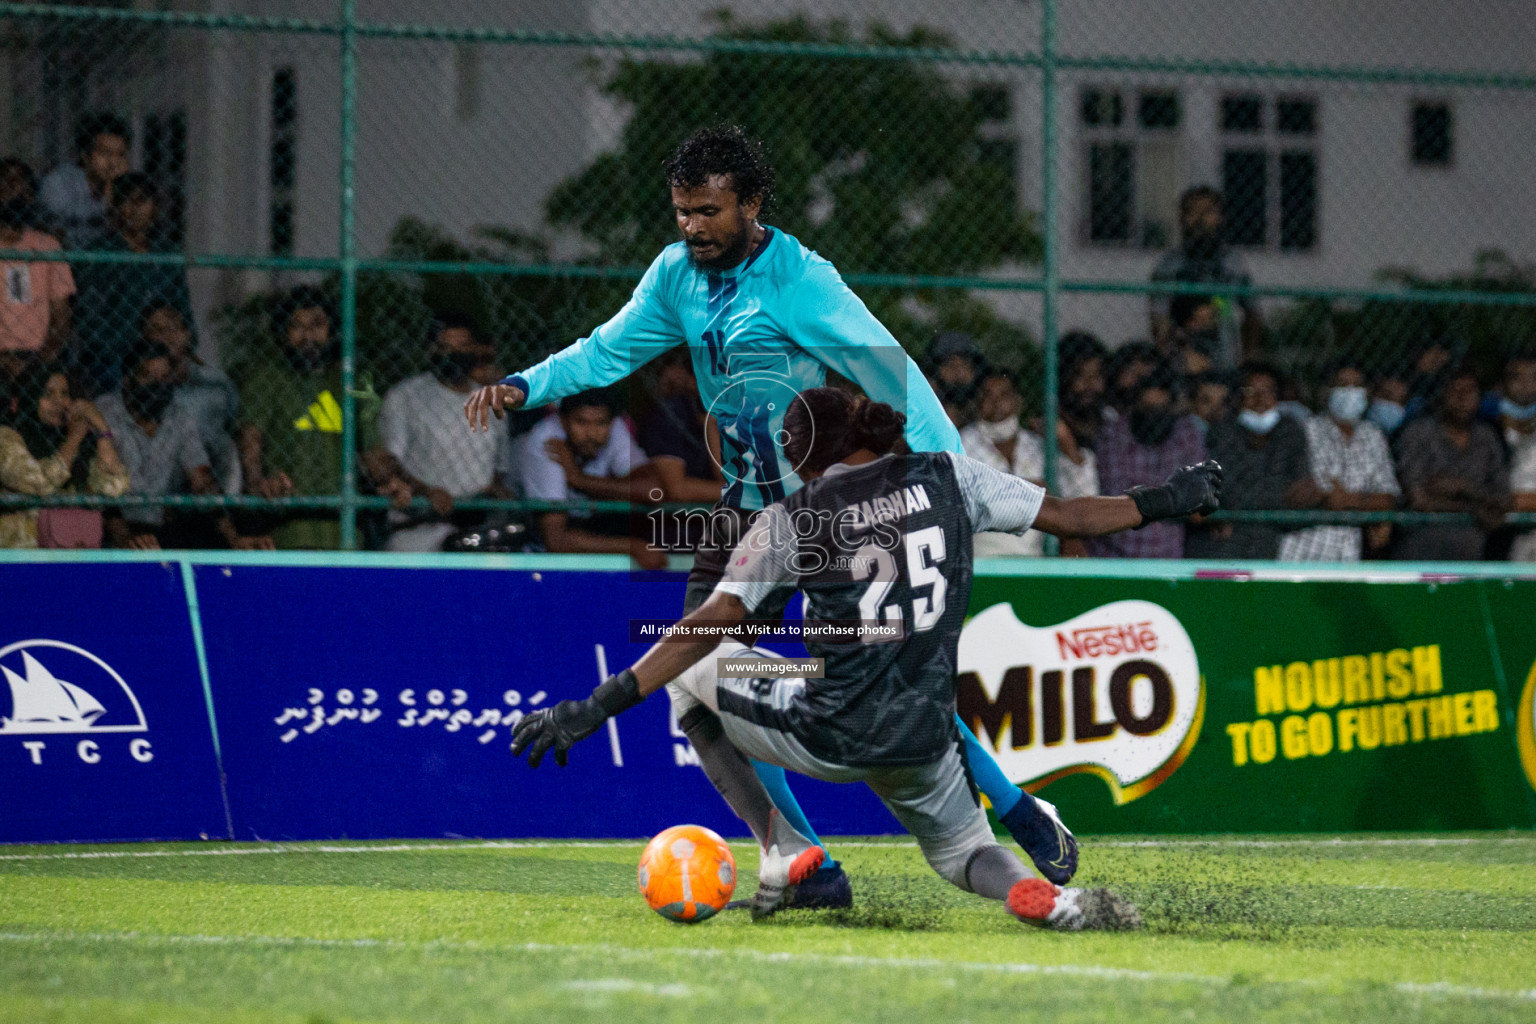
[1126,460,1224,528]
[510,669,643,768]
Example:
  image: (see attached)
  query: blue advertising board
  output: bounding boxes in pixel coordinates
[15,552,1527,846]
[194,563,902,841]
[0,562,229,843]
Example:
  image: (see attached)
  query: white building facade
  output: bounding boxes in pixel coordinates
[1,0,1531,351]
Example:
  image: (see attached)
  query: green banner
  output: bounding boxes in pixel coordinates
[962,572,1536,832]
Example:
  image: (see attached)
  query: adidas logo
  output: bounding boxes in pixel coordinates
[293,390,343,433]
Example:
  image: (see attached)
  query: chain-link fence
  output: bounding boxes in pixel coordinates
[0,1,1533,559]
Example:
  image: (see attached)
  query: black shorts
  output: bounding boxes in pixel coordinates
[683,503,797,631]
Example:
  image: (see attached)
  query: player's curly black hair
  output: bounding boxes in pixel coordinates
[663,126,775,210]
[784,387,906,475]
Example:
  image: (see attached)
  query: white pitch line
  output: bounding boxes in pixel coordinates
[0,840,927,862]
[0,841,631,862]
[0,835,1530,863]
[1091,837,1536,849]
[0,929,1531,1004]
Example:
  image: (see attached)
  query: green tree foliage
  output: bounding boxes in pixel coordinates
[214,15,1044,396]
[1273,250,1536,394]
[546,13,1041,358]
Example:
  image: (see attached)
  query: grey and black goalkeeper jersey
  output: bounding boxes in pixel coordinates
[716,451,1045,766]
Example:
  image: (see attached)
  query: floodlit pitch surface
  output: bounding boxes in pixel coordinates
[0,834,1533,1023]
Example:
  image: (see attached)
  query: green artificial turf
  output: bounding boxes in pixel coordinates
[1,833,1534,1023]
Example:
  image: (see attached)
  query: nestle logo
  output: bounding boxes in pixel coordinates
[1056,622,1158,661]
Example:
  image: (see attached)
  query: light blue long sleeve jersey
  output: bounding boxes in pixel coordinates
[506,228,962,509]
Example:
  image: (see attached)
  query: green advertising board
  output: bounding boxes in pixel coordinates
[962,563,1536,833]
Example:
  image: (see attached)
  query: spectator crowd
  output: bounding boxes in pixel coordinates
[1,121,1532,563]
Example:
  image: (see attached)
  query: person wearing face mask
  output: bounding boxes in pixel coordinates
[362,313,514,552]
[1395,366,1510,561]
[1500,354,1536,561]
[1190,373,1232,435]
[1277,359,1400,561]
[1185,361,1311,559]
[922,333,984,431]
[1149,187,1264,368]
[70,171,196,394]
[1058,332,1108,451]
[98,340,271,550]
[1403,339,1455,424]
[0,362,127,547]
[1166,293,1220,378]
[1366,367,1411,439]
[236,285,377,549]
[0,157,74,372]
[140,302,241,492]
[1103,342,1160,422]
[960,366,1099,557]
[1088,364,1206,559]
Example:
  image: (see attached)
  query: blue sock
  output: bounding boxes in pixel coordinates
[752,759,827,852]
[956,715,1027,818]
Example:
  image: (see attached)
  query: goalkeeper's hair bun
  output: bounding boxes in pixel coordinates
[851,399,905,456]
[783,387,906,476]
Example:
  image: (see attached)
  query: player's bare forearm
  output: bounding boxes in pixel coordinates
[1041,460,1223,536]
[1032,495,1143,538]
[653,456,724,502]
[566,471,647,502]
[628,591,747,697]
[540,515,635,556]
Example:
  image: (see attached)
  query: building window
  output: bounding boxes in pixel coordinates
[972,84,1018,215]
[269,67,297,257]
[1412,101,1452,167]
[1080,86,1182,247]
[1219,93,1318,252]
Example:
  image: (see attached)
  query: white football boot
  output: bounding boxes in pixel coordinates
[1007,878,1143,931]
[750,809,826,920]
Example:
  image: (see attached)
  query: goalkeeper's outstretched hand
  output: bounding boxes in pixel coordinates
[1127,460,1224,527]
[510,698,608,768]
[509,670,645,768]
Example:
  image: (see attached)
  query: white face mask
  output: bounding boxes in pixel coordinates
[1328,385,1369,423]
[1237,407,1281,435]
[972,416,1018,443]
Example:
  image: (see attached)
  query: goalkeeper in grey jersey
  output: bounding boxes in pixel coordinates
[513,388,1222,928]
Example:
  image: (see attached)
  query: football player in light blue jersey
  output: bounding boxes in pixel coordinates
[466,127,1076,907]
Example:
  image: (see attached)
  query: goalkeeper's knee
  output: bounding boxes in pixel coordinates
[918,818,1005,892]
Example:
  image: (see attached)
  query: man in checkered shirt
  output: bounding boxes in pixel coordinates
[1278,357,1400,561]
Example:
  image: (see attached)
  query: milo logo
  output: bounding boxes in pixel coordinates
[956,600,1203,804]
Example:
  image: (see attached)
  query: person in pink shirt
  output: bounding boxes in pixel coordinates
[0,161,74,372]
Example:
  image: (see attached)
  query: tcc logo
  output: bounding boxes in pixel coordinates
[0,640,154,765]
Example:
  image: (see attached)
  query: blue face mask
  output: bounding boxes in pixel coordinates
[1367,399,1406,434]
[1237,407,1281,435]
[1500,397,1536,421]
[1328,386,1369,423]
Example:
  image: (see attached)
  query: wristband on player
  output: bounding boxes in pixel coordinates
[591,668,643,718]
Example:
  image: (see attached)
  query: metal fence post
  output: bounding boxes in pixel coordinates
[1040,0,1060,555]
[338,0,359,550]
